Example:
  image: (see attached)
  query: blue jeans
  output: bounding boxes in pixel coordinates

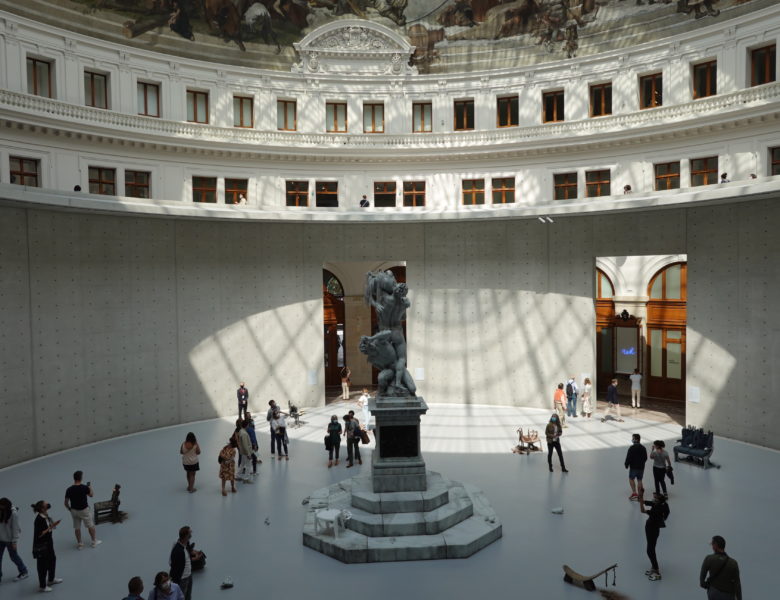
[0,541,28,580]
[567,394,578,417]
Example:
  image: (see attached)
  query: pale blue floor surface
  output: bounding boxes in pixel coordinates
[0,403,776,599]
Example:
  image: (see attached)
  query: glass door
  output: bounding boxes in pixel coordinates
[647,327,685,400]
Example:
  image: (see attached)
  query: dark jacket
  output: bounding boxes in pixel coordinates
[606,384,618,403]
[625,443,648,469]
[169,541,188,583]
[643,499,669,529]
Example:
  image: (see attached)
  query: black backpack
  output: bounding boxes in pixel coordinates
[565,382,573,396]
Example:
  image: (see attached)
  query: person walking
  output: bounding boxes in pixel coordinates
[122,576,144,600]
[180,433,201,493]
[169,526,193,600]
[700,535,742,600]
[30,500,62,593]
[63,470,101,549]
[625,434,648,501]
[630,368,642,408]
[544,414,568,472]
[271,409,289,460]
[148,571,184,600]
[553,383,568,428]
[0,497,29,583]
[602,378,624,422]
[640,491,670,581]
[650,440,672,497]
[237,382,249,420]
[327,415,342,468]
[565,376,578,418]
[580,377,593,418]
[266,400,278,457]
[218,439,238,496]
[340,367,351,400]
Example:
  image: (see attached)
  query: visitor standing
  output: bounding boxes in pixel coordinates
[148,571,184,600]
[218,439,237,496]
[553,383,568,428]
[544,414,568,473]
[625,434,648,500]
[266,400,278,456]
[237,420,254,482]
[650,440,672,497]
[565,376,578,418]
[327,415,342,468]
[0,497,29,582]
[169,526,193,600]
[357,388,371,429]
[344,412,362,468]
[237,383,249,420]
[700,535,742,600]
[341,367,351,400]
[180,433,201,493]
[123,576,144,599]
[245,411,260,477]
[271,409,289,460]
[580,377,593,418]
[640,492,669,581]
[602,378,624,422]
[630,368,642,408]
[30,500,62,593]
[64,471,101,549]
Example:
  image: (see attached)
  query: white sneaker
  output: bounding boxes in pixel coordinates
[91,540,102,548]
[77,542,84,550]
[39,586,53,593]
[48,578,63,585]
[14,572,30,581]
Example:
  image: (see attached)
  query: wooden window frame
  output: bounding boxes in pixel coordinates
[84,71,108,109]
[124,170,150,198]
[654,162,681,191]
[589,83,612,117]
[461,178,485,205]
[596,269,615,299]
[454,100,475,131]
[286,180,308,206]
[648,262,688,301]
[192,177,217,203]
[326,102,348,133]
[751,44,776,87]
[402,181,426,207]
[771,147,780,176]
[491,177,515,204]
[542,90,564,123]
[412,102,432,133]
[225,178,248,204]
[554,172,577,200]
[27,57,53,98]
[496,96,518,128]
[315,181,339,207]
[363,103,384,134]
[88,166,116,196]
[9,156,41,187]
[137,81,160,117]
[277,99,297,131]
[373,181,396,207]
[233,96,253,128]
[586,170,611,197]
[690,157,718,187]
[692,60,717,99]
[639,73,663,109]
[186,90,209,124]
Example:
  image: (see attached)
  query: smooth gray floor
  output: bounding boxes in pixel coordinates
[0,402,774,599]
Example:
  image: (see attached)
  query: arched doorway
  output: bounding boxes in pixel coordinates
[646,262,687,401]
[595,268,615,395]
[323,269,345,389]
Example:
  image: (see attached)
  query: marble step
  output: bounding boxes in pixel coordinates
[350,471,450,514]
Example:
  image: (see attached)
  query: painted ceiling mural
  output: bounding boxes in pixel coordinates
[2,0,767,73]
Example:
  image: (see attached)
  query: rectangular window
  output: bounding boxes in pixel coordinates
[315,181,338,207]
[639,73,663,109]
[454,100,475,131]
[326,102,347,133]
[373,181,396,207]
[192,176,217,203]
[233,96,253,128]
[277,100,296,131]
[586,170,611,197]
[771,147,780,176]
[554,172,577,200]
[692,61,717,99]
[9,156,40,187]
[654,162,681,190]
[125,170,150,198]
[26,57,52,98]
[589,83,612,117]
[225,178,248,204]
[690,157,718,186]
[286,180,308,206]
[543,90,564,123]
[84,71,108,109]
[461,178,484,205]
[497,96,518,128]
[88,167,116,195]
[363,103,384,133]
[403,181,426,207]
[751,44,776,86]
[137,82,160,117]
[186,90,209,124]
[491,177,515,204]
[412,102,432,133]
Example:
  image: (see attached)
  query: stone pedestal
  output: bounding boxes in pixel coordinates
[369,396,428,493]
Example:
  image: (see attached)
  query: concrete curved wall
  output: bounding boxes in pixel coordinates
[1,197,778,467]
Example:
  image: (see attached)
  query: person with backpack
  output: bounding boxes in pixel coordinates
[640,492,670,581]
[700,535,741,599]
[565,376,578,418]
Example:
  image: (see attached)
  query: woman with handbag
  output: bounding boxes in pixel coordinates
[271,409,289,460]
[30,500,62,592]
[218,439,238,497]
[327,415,342,468]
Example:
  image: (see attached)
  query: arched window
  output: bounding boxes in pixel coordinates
[648,262,686,300]
[596,269,614,299]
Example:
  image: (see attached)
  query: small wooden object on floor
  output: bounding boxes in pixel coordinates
[563,563,618,592]
[94,483,127,524]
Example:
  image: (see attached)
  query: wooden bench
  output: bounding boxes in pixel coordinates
[93,484,126,524]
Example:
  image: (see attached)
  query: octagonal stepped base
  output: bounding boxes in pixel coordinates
[302,471,502,563]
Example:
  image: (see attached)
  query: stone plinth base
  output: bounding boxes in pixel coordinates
[302,471,502,563]
[370,456,427,492]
